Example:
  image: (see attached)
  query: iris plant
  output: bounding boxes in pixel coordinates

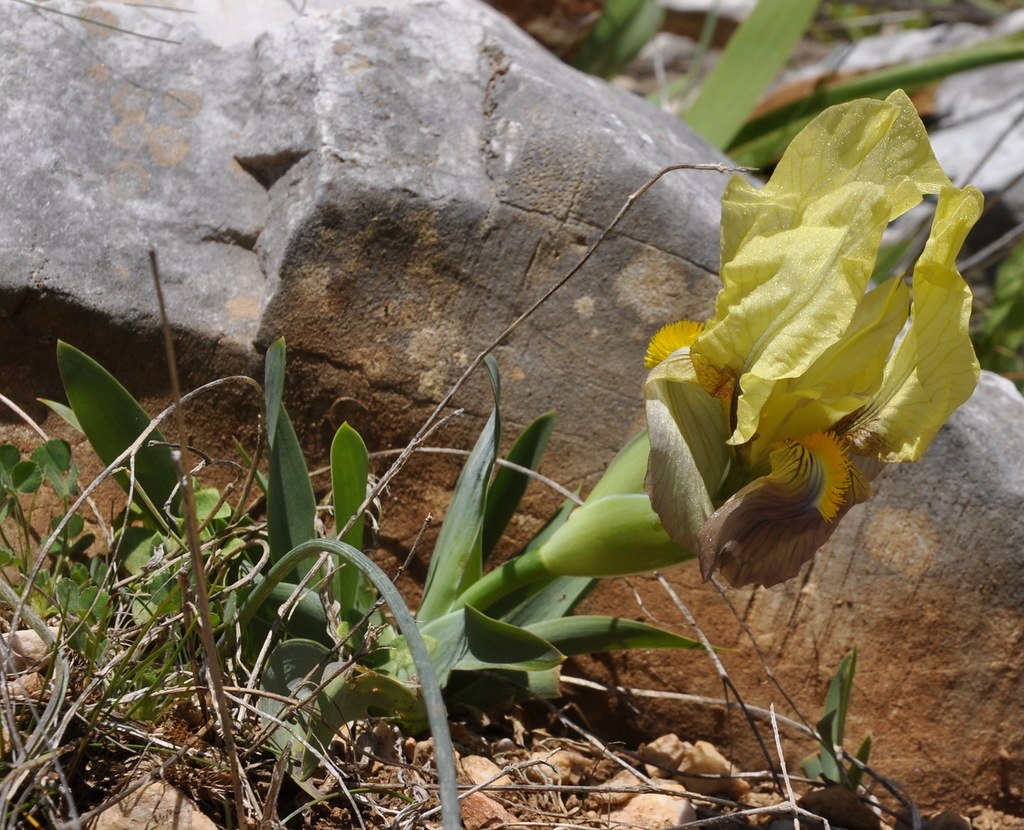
[645,91,982,588]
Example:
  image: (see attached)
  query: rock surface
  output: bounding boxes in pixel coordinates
[0,0,727,496]
[88,781,217,830]
[2,0,1024,818]
[579,371,1024,811]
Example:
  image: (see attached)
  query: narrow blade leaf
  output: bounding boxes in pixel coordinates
[330,422,374,617]
[264,339,316,568]
[57,341,177,523]
[417,355,501,622]
[481,411,556,561]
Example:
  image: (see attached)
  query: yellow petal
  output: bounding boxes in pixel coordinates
[720,90,948,269]
[694,90,952,445]
[842,185,983,461]
[697,435,873,588]
[750,275,910,462]
[644,351,731,553]
[694,183,892,442]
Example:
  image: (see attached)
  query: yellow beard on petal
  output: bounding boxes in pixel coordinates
[644,321,705,369]
[769,431,853,522]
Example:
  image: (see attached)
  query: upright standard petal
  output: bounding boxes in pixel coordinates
[719,90,949,269]
[843,185,983,461]
[694,184,892,444]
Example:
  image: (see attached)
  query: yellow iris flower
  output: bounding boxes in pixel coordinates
[644,90,982,588]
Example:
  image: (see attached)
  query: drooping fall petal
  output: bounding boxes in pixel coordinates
[697,435,872,588]
[644,351,731,553]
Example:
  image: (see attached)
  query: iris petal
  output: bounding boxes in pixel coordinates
[843,185,982,461]
[644,352,731,553]
[750,275,910,463]
[693,91,953,446]
[697,434,871,588]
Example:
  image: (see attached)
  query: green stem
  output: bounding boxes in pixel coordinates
[452,549,552,614]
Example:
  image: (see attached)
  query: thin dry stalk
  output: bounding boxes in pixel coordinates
[150,250,249,829]
[654,571,783,791]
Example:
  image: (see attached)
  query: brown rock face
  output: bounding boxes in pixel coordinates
[575,372,1024,814]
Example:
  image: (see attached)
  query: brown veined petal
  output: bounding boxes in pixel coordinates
[697,435,873,588]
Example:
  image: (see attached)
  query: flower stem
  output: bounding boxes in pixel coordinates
[452,549,552,614]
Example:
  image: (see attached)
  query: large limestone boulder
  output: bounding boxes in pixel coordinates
[0,0,727,476]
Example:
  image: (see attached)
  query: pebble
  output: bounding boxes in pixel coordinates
[460,791,511,830]
[87,781,216,830]
[2,628,57,672]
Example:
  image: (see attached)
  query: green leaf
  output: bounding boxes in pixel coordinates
[249,579,333,649]
[729,31,1024,168]
[421,604,565,684]
[802,648,859,786]
[481,411,555,562]
[12,460,42,494]
[525,615,701,656]
[492,573,596,627]
[193,487,231,524]
[31,439,74,498]
[264,339,317,569]
[825,648,857,748]
[258,638,331,756]
[849,733,872,792]
[809,710,843,784]
[38,398,82,433]
[683,0,820,149]
[0,445,20,479]
[417,355,501,622]
[331,422,369,551]
[115,526,164,575]
[584,431,649,503]
[52,512,84,539]
[330,422,374,618]
[57,341,178,523]
[0,547,19,568]
[259,639,423,778]
[453,605,564,674]
[448,666,562,708]
[571,0,665,80]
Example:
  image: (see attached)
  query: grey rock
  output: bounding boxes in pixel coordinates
[242,0,729,471]
[0,0,728,490]
[0,0,267,403]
